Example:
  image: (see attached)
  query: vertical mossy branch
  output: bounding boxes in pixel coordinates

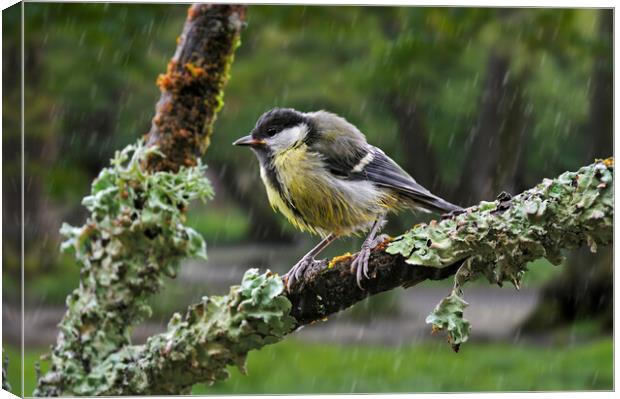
[35,143,214,397]
[35,5,247,396]
[145,4,246,172]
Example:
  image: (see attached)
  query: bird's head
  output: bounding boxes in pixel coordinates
[233,108,316,156]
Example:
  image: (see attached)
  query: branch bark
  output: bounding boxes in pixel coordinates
[285,246,462,325]
[145,4,246,172]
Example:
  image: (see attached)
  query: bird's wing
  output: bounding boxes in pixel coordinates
[319,144,461,214]
[306,117,370,177]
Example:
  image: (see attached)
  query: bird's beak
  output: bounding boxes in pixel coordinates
[233,135,266,147]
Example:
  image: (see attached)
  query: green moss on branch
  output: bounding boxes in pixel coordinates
[35,4,246,395]
[387,160,614,274]
[388,158,613,349]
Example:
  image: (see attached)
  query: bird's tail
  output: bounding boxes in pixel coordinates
[400,189,463,215]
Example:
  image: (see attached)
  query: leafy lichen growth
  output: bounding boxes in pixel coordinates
[425,289,470,352]
[55,269,294,396]
[387,159,614,349]
[35,141,213,396]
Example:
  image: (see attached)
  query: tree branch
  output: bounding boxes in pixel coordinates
[43,270,295,396]
[145,4,246,172]
[285,245,463,326]
[131,159,612,393]
[34,5,246,396]
[285,158,613,338]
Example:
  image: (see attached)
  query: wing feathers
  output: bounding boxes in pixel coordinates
[350,147,462,214]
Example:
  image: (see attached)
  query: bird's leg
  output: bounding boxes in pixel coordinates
[284,233,337,291]
[351,214,387,289]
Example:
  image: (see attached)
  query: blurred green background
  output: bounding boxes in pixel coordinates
[2,3,613,395]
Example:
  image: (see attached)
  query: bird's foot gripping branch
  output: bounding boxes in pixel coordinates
[386,158,614,350]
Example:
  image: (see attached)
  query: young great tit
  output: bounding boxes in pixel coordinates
[233,108,462,290]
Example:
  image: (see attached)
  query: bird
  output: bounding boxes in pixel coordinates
[233,108,462,291]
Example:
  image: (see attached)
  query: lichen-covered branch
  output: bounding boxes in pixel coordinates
[46,270,294,396]
[48,157,610,395]
[284,159,613,350]
[145,4,245,172]
[35,4,246,396]
[38,141,612,395]
[34,142,213,396]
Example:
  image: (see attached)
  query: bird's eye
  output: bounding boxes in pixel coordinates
[266,127,278,136]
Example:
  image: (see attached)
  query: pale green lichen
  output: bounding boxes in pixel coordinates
[425,289,470,352]
[35,140,213,396]
[388,159,614,349]
[63,269,294,396]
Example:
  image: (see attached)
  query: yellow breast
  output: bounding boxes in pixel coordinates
[260,167,316,234]
[260,145,395,237]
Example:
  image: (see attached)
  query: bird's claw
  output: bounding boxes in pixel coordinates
[350,234,388,289]
[283,255,316,291]
[350,245,371,289]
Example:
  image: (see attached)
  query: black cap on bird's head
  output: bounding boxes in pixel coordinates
[233,108,308,147]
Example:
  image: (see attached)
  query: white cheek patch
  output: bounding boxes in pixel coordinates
[268,123,309,152]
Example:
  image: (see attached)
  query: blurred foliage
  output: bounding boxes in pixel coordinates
[2,4,23,287]
[23,4,184,202]
[186,204,250,243]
